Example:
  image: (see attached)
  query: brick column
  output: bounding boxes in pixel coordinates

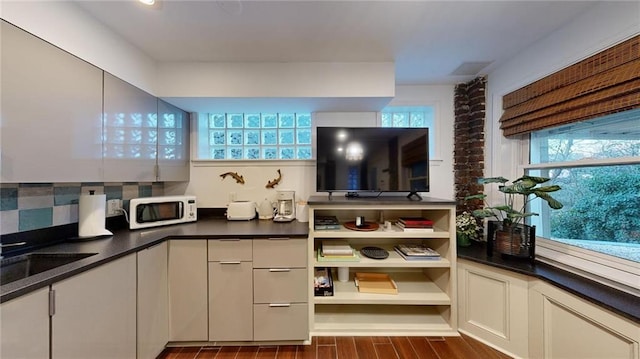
[454,76,486,215]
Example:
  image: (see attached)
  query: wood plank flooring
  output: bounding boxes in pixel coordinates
[157,334,512,359]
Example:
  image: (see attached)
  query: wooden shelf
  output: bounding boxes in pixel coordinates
[312,305,456,336]
[312,226,450,239]
[314,249,450,268]
[308,199,457,335]
[315,272,451,305]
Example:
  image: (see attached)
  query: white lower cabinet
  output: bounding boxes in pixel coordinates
[458,259,640,359]
[208,239,253,341]
[52,254,137,359]
[137,242,169,359]
[252,238,308,341]
[0,287,50,359]
[457,258,530,358]
[207,238,309,343]
[528,281,639,359]
[168,240,208,341]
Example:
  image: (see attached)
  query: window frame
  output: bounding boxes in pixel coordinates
[519,136,640,296]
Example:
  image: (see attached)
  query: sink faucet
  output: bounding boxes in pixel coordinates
[0,242,27,248]
[0,242,27,259]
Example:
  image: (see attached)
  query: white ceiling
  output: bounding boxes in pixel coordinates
[74,0,600,85]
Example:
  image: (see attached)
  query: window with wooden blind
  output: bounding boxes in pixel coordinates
[499,35,640,137]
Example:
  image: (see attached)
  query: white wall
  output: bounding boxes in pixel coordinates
[484,1,640,202]
[176,84,456,208]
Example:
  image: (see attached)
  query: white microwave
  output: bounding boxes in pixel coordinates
[129,195,197,229]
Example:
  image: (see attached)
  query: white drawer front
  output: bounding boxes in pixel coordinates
[253,303,308,341]
[253,238,307,268]
[208,239,252,262]
[253,268,307,303]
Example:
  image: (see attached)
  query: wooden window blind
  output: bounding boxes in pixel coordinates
[499,35,640,137]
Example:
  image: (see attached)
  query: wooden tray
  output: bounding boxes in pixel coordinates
[343,221,380,231]
[354,272,398,294]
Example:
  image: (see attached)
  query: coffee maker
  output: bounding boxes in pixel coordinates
[274,190,295,222]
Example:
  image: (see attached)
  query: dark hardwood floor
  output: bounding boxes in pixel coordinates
[157,334,512,359]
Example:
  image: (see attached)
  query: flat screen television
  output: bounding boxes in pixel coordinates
[316,127,429,199]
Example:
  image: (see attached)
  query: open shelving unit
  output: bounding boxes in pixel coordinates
[307,196,458,337]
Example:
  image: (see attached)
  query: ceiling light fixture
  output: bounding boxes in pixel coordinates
[139,0,155,5]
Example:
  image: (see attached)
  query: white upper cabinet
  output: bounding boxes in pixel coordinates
[157,99,190,181]
[1,20,104,182]
[103,72,158,182]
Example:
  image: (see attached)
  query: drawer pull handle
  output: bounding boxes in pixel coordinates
[219,238,241,241]
[268,237,289,241]
[220,261,241,264]
[269,268,291,272]
[269,303,291,307]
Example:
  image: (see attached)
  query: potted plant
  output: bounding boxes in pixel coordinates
[455,211,480,247]
[464,175,563,258]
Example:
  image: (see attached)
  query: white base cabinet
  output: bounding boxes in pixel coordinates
[458,259,640,359]
[0,287,50,359]
[529,281,639,359]
[168,240,208,341]
[457,259,531,358]
[308,197,458,336]
[137,242,169,359]
[52,254,137,359]
[208,239,253,341]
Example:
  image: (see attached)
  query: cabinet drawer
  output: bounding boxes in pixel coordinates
[253,238,307,268]
[253,303,308,341]
[253,268,307,303]
[208,239,252,261]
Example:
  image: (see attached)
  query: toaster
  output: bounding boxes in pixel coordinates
[226,201,256,220]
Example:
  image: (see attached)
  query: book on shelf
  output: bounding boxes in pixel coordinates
[393,247,440,261]
[321,240,353,255]
[354,272,398,294]
[314,215,341,230]
[394,244,440,257]
[396,223,435,233]
[397,217,434,226]
[317,250,360,262]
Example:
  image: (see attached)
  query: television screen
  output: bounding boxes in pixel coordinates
[316,127,429,197]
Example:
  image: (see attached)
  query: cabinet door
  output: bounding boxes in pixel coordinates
[0,287,49,359]
[138,242,168,359]
[1,20,103,182]
[157,99,190,181]
[209,261,253,341]
[457,259,529,358]
[103,72,158,182]
[52,254,137,359]
[168,240,208,341]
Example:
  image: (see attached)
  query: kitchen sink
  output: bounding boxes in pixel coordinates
[0,252,98,285]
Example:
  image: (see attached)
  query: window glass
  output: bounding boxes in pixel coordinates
[527,109,640,263]
[197,112,312,160]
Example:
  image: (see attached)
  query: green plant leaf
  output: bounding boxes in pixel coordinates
[464,194,487,201]
[513,175,551,184]
[478,177,508,184]
[534,192,564,209]
[471,209,496,218]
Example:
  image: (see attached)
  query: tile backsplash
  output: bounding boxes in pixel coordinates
[0,182,163,235]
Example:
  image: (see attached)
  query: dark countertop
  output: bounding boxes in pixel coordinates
[1,218,309,303]
[458,242,640,323]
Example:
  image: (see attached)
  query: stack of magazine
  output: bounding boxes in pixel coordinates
[314,215,341,230]
[393,244,440,261]
[317,240,360,262]
[396,217,434,232]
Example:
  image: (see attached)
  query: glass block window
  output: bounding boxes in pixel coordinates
[197,113,312,160]
[381,106,436,156]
